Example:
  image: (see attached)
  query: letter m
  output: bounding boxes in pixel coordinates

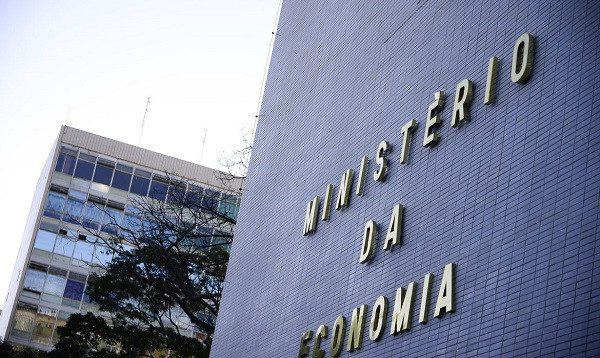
[303,196,320,236]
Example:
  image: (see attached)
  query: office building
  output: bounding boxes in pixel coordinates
[0,126,241,351]
[211,1,600,357]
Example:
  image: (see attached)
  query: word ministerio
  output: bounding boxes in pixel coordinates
[298,33,535,357]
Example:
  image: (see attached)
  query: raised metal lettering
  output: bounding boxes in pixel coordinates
[451,79,474,128]
[423,91,444,147]
[359,220,377,264]
[434,263,456,318]
[303,196,320,235]
[369,296,388,341]
[347,305,367,352]
[511,33,534,83]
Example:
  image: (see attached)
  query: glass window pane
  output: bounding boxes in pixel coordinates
[31,306,57,345]
[34,229,56,252]
[167,184,186,204]
[202,189,220,213]
[116,163,133,173]
[122,214,141,240]
[55,147,77,175]
[63,198,84,223]
[130,175,150,196]
[69,271,87,282]
[54,155,65,173]
[101,207,123,235]
[93,246,113,266]
[11,302,37,338]
[81,288,99,314]
[74,154,96,181]
[68,189,87,201]
[21,290,41,300]
[83,202,104,225]
[63,154,77,175]
[149,179,168,201]
[53,236,76,257]
[44,274,66,296]
[23,269,46,292]
[73,240,94,262]
[44,192,66,219]
[63,279,85,301]
[219,195,239,220]
[52,311,71,344]
[186,185,203,209]
[123,213,141,229]
[93,162,114,185]
[111,170,132,191]
[102,207,123,226]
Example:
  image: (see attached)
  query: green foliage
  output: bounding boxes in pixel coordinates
[48,313,208,358]
[50,177,237,357]
[47,313,117,358]
[0,340,46,358]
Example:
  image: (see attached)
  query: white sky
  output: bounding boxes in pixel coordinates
[0,0,281,306]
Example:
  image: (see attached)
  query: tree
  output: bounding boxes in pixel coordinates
[50,175,241,357]
[0,339,46,358]
[48,313,207,358]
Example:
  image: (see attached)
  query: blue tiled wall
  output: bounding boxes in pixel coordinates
[212,1,600,356]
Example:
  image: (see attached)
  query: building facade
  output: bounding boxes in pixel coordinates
[0,126,241,351]
[212,1,600,357]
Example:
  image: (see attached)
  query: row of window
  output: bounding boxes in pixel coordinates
[21,261,91,310]
[44,186,130,234]
[54,146,241,219]
[43,186,239,239]
[12,300,203,348]
[55,147,156,196]
[11,301,71,346]
[33,224,116,267]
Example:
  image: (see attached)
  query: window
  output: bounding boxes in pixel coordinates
[122,213,141,239]
[149,175,168,201]
[130,169,151,196]
[32,306,57,345]
[187,185,203,209]
[102,204,124,234]
[219,195,240,220]
[63,279,85,303]
[111,164,133,191]
[93,159,115,185]
[52,311,71,344]
[63,271,87,307]
[212,231,232,253]
[81,288,98,314]
[11,302,37,339]
[193,226,213,249]
[44,191,66,219]
[83,201,104,229]
[93,245,113,266]
[43,267,67,296]
[69,189,87,201]
[63,196,85,224]
[74,153,96,181]
[167,183,186,204]
[54,147,77,175]
[202,189,220,213]
[53,235,76,257]
[34,229,56,252]
[73,239,94,263]
[23,268,46,293]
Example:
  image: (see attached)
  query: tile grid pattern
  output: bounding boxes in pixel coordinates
[212,1,600,357]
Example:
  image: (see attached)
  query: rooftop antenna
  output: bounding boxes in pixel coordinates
[64,106,71,126]
[138,97,150,146]
[199,128,208,164]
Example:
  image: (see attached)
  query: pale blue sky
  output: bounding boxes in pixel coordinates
[0,0,281,304]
